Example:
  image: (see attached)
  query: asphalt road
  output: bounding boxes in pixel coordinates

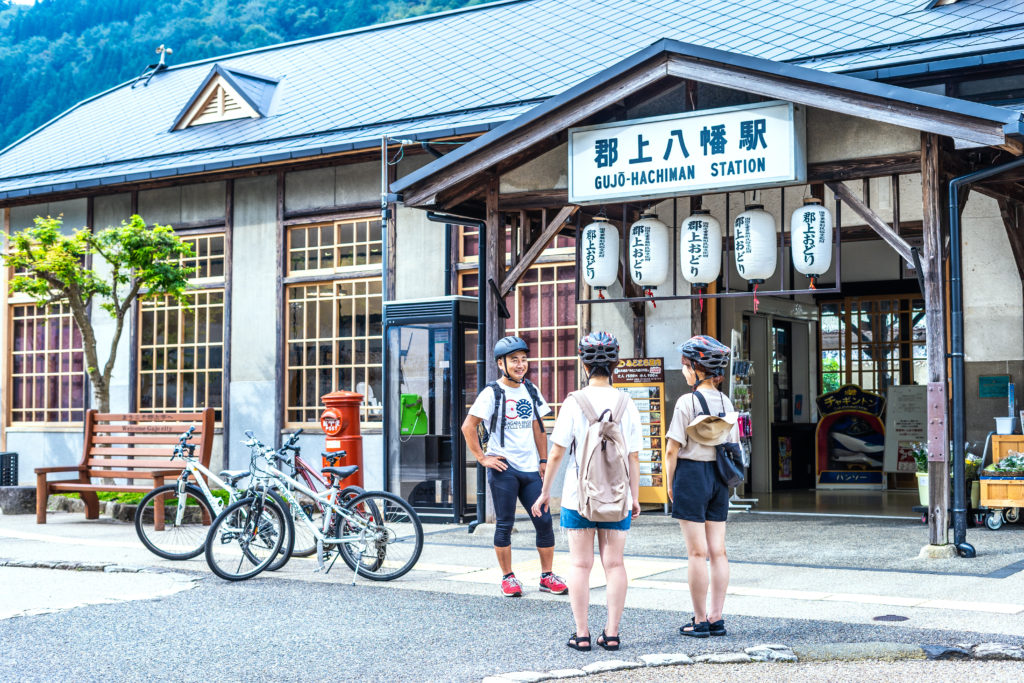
[2,570,1023,682]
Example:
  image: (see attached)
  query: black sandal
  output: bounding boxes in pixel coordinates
[567,633,592,651]
[596,630,620,651]
[709,618,727,636]
[679,617,710,638]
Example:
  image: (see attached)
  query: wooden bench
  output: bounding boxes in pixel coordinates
[35,408,215,524]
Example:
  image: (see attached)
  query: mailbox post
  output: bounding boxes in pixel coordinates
[320,390,364,489]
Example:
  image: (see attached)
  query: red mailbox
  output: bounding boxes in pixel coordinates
[320,390,364,489]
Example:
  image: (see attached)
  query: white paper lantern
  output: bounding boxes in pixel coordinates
[680,209,722,288]
[733,203,777,284]
[790,198,833,277]
[580,217,619,292]
[628,210,669,290]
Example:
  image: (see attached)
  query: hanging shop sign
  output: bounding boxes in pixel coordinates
[612,358,668,505]
[581,217,619,293]
[680,209,722,287]
[568,100,805,204]
[628,210,669,291]
[790,198,833,278]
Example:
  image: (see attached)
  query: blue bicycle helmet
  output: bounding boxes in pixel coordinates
[678,335,730,376]
[494,335,529,359]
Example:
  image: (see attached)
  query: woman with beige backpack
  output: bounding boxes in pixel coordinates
[665,335,740,639]
[531,331,642,653]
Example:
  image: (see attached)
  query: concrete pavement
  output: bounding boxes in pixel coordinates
[2,504,1024,680]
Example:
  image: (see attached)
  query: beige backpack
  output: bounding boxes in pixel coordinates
[572,390,631,522]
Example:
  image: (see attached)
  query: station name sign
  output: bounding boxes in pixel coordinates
[568,101,805,204]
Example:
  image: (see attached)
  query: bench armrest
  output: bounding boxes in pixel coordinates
[35,466,85,474]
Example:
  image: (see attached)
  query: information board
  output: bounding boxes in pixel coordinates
[883,384,927,474]
[612,358,668,504]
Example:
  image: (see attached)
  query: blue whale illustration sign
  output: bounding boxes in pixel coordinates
[815,384,886,489]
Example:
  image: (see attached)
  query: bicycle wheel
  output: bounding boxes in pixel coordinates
[134,484,214,560]
[265,490,296,572]
[204,496,286,581]
[335,491,423,581]
[288,491,323,558]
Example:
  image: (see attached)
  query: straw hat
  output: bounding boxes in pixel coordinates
[685,412,739,446]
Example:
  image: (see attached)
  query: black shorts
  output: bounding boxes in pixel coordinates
[671,458,729,523]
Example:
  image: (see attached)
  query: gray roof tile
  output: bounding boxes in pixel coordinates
[2,0,1022,196]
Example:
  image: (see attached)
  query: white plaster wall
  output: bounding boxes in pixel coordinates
[285,161,381,212]
[806,109,920,164]
[91,194,134,413]
[138,181,225,225]
[10,198,87,232]
[227,175,278,468]
[962,193,1024,362]
[5,430,84,484]
[395,207,448,300]
[501,143,568,193]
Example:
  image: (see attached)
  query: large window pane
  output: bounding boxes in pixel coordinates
[9,303,86,422]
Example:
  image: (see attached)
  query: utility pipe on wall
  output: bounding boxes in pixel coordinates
[948,152,1024,558]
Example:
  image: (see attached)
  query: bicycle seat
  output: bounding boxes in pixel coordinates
[219,470,250,486]
[322,465,359,480]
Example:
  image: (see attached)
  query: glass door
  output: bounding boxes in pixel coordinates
[387,322,453,516]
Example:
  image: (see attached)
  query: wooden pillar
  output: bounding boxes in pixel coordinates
[484,173,505,382]
[922,133,950,546]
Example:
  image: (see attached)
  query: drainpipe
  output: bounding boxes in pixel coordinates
[948,153,1024,558]
[427,211,487,533]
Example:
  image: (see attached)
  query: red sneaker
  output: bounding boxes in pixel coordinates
[539,573,568,595]
[501,574,523,597]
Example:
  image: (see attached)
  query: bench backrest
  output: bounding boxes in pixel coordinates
[78,408,216,482]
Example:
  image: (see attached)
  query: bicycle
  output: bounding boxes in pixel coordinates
[204,431,424,582]
[134,426,294,571]
[270,429,365,557]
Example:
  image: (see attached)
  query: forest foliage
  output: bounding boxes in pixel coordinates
[0,0,481,151]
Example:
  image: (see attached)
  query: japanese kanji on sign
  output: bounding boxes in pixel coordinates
[568,101,806,204]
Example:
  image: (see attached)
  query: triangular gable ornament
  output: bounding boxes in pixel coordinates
[172,66,263,130]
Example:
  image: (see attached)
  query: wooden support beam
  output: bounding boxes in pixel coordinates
[997,198,1024,282]
[921,132,950,547]
[499,205,578,296]
[484,174,505,384]
[826,181,914,264]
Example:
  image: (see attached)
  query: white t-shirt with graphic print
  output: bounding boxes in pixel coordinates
[469,381,552,472]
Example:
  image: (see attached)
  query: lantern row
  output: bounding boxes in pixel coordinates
[581,199,833,295]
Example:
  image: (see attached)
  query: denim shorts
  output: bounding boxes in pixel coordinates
[560,507,632,530]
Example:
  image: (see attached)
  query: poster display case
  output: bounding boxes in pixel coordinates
[612,358,668,505]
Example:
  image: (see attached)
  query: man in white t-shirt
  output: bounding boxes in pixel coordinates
[460,336,567,598]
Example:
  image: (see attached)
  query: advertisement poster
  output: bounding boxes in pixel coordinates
[815,384,886,488]
[778,436,793,482]
[612,358,667,504]
[882,385,927,474]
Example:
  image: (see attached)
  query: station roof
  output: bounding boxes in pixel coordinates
[2,0,1023,200]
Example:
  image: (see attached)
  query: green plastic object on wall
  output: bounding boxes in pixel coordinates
[400,393,428,435]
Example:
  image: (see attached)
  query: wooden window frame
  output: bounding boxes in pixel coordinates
[136,231,227,420]
[284,216,384,430]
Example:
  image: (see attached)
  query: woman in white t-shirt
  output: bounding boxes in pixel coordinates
[532,332,642,653]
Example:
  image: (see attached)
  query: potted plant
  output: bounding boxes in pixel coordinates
[965,450,983,510]
[912,442,929,506]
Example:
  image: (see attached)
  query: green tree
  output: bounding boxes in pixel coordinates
[2,214,194,412]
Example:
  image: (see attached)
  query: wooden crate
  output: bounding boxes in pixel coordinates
[980,478,1024,508]
[990,435,1024,465]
